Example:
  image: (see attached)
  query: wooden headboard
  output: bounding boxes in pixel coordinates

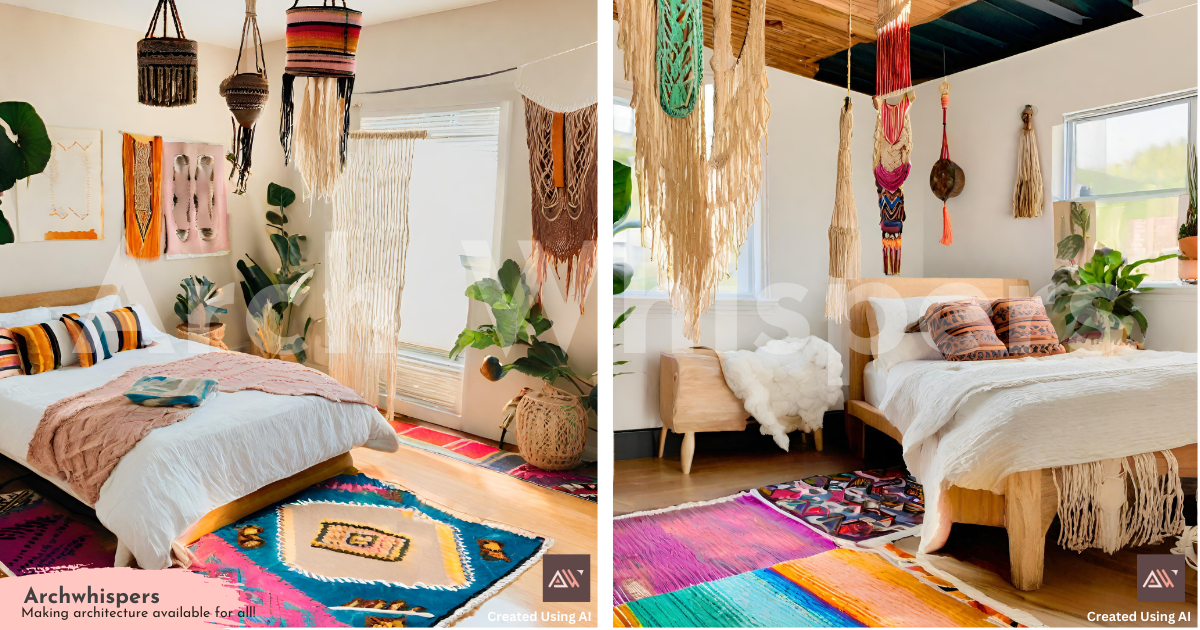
[0,285,118,314]
[844,278,1030,402]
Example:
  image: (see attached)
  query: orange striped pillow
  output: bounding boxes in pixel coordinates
[989,297,1065,358]
[0,328,21,379]
[69,307,150,354]
[10,321,78,375]
[922,300,1008,362]
[61,314,110,368]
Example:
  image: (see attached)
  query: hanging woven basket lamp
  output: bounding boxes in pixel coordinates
[137,0,198,107]
[220,0,270,195]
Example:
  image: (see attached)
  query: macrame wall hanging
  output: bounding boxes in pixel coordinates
[618,0,768,341]
[1013,104,1044,218]
[137,0,198,108]
[522,97,599,312]
[122,133,164,260]
[327,130,426,421]
[929,79,965,246]
[220,0,269,196]
[873,0,914,275]
[280,0,362,202]
[825,2,859,324]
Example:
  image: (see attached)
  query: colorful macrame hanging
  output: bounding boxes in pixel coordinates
[1013,105,1043,218]
[826,2,859,324]
[220,0,270,196]
[279,0,362,201]
[122,133,164,260]
[137,0,198,108]
[618,0,768,341]
[930,79,965,245]
[873,0,913,275]
[523,97,599,312]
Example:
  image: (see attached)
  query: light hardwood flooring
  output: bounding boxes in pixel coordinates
[615,431,1197,627]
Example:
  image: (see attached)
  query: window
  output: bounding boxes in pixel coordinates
[614,87,767,299]
[1063,90,1196,282]
[360,106,502,414]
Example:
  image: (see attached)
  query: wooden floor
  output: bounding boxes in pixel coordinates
[614,429,1197,627]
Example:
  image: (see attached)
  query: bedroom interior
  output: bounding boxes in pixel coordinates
[0,0,597,627]
[613,0,1197,626]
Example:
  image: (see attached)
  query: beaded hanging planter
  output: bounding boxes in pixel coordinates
[515,384,589,471]
[137,0,198,108]
[220,0,270,195]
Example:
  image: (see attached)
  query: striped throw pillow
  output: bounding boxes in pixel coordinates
[989,297,1065,358]
[922,299,1008,362]
[70,307,150,354]
[0,328,21,379]
[10,321,79,375]
[61,314,111,368]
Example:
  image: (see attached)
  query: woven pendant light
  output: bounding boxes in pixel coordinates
[220,0,270,195]
[279,0,362,201]
[137,0,198,107]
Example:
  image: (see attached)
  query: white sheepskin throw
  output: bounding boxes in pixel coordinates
[719,337,844,450]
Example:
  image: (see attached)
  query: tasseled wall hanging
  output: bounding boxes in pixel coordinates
[523,97,599,312]
[825,2,859,324]
[220,0,270,196]
[618,0,768,342]
[280,0,362,202]
[327,130,426,421]
[137,0,198,108]
[122,133,164,260]
[1013,104,1044,218]
[929,79,965,246]
[873,0,913,275]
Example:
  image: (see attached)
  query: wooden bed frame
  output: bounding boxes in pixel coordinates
[843,277,1198,591]
[0,285,357,557]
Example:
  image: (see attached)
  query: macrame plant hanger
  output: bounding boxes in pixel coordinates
[826,0,860,323]
[873,0,913,275]
[221,0,269,196]
[929,50,965,245]
[137,0,198,107]
[1014,105,1043,218]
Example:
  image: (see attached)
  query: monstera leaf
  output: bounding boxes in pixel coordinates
[0,102,52,245]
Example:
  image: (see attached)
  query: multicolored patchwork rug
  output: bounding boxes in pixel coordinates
[758,467,924,546]
[0,489,114,576]
[391,420,597,503]
[188,474,551,627]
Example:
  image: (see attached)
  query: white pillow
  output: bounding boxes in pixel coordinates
[129,303,164,337]
[867,295,975,369]
[48,294,122,319]
[0,306,53,329]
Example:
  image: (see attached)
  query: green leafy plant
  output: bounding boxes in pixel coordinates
[175,276,227,328]
[236,183,314,363]
[613,306,634,377]
[0,102,52,245]
[450,259,596,411]
[1180,143,1197,242]
[613,160,637,295]
[1049,248,1177,342]
[1055,202,1091,263]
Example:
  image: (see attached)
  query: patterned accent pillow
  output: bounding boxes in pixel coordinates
[921,299,1008,362]
[989,297,1065,358]
[9,321,79,375]
[61,314,111,368]
[0,328,22,379]
[70,307,149,354]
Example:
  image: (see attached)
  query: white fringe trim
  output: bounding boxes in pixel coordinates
[885,548,1047,627]
[614,491,750,520]
[514,79,598,114]
[437,537,554,628]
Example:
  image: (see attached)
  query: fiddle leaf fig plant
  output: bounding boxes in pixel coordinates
[0,102,52,245]
[1049,247,1177,342]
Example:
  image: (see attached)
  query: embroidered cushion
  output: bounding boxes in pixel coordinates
[989,297,1065,358]
[10,321,79,375]
[921,300,1008,362]
[61,314,112,368]
[0,328,21,379]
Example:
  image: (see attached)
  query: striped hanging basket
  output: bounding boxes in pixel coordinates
[137,0,198,107]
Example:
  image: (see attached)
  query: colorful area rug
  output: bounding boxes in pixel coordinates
[0,489,114,576]
[758,467,924,546]
[188,474,551,627]
[391,420,597,503]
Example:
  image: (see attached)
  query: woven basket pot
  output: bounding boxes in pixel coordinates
[220,73,270,128]
[515,384,588,471]
[137,37,198,107]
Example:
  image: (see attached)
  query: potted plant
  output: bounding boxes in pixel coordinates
[236,183,314,363]
[1049,247,1177,347]
[1178,144,1197,283]
[175,275,228,345]
[0,102,52,244]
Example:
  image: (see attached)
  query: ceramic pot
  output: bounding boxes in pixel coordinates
[1179,236,1197,283]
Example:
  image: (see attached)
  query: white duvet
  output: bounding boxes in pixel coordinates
[878,350,1197,553]
[0,331,399,570]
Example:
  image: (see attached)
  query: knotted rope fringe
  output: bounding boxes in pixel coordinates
[1013,105,1043,218]
[1052,451,1186,554]
[327,130,425,421]
[826,98,859,323]
[294,77,350,202]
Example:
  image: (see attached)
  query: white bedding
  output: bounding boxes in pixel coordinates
[878,350,1197,553]
[0,331,399,570]
[862,359,940,408]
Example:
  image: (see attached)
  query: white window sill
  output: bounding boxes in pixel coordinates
[1138,282,1197,301]
[616,294,779,317]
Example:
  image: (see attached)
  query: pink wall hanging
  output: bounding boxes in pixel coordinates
[161,141,230,258]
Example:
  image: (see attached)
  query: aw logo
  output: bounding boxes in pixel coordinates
[1137,555,1184,602]
[542,554,590,602]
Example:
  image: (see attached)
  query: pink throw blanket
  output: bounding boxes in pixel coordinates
[26,352,370,505]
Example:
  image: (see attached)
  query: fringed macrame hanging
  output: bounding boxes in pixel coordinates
[825,2,859,324]
[873,0,913,275]
[122,133,164,260]
[618,0,768,342]
[930,79,965,246]
[1013,105,1044,218]
[137,0,198,108]
[280,0,362,202]
[220,0,270,196]
[327,130,426,421]
[523,97,599,312]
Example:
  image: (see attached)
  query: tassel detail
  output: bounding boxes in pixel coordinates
[338,76,355,168]
[229,119,255,196]
[940,203,953,246]
[280,73,296,165]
